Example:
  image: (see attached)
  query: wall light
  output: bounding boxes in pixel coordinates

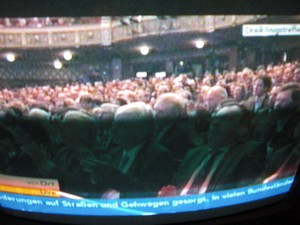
[195,40,205,49]
[54,59,63,69]
[6,53,16,62]
[63,50,73,61]
[140,46,150,55]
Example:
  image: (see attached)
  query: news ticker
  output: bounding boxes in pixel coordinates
[0,176,295,216]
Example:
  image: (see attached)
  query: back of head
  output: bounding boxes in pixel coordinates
[93,103,120,121]
[62,110,96,146]
[205,86,228,112]
[274,83,300,114]
[154,93,187,125]
[28,108,51,122]
[113,102,154,145]
[115,102,153,125]
[208,101,251,148]
[63,110,94,123]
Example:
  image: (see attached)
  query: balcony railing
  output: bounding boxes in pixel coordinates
[0,15,265,48]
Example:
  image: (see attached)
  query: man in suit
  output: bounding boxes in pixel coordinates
[245,75,272,113]
[82,102,175,198]
[159,101,265,196]
[262,83,300,182]
[203,85,228,113]
[153,93,196,166]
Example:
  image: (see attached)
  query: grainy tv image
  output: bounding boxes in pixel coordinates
[0,16,299,199]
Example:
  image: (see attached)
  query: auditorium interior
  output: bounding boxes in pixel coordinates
[0,15,299,88]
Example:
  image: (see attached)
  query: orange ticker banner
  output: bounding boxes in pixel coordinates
[0,174,60,197]
[0,184,59,197]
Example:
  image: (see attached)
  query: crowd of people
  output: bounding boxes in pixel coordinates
[0,60,300,199]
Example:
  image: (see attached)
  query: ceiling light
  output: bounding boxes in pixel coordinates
[54,59,63,69]
[195,40,205,49]
[63,50,73,61]
[6,53,16,62]
[140,46,150,55]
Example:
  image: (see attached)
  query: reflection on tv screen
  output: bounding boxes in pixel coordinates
[0,15,300,223]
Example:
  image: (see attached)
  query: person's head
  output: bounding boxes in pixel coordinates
[92,103,120,126]
[135,89,151,103]
[293,67,300,83]
[78,93,94,111]
[273,83,300,117]
[273,69,283,85]
[153,93,186,127]
[253,76,272,97]
[282,67,293,83]
[204,86,228,112]
[112,102,153,149]
[233,84,247,102]
[156,85,170,96]
[28,108,51,122]
[62,110,96,146]
[208,102,251,150]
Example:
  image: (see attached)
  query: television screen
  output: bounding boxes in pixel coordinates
[0,10,300,225]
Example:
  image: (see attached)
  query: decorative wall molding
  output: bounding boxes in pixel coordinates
[0,16,265,48]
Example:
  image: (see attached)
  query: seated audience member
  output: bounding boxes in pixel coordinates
[18,110,99,196]
[282,66,294,83]
[266,83,300,155]
[204,85,228,113]
[77,93,94,112]
[262,122,300,183]
[55,110,98,164]
[81,102,175,198]
[0,123,16,173]
[5,108,52,177]
[293,66,300,83]
[186,100,210,147]
[92,103,120,152]
[232,83,248,103]
[250,108,275,145]
[159,102,265,196]
[153,93,197,164]
[261,84,300,181]
[245,75,272,113]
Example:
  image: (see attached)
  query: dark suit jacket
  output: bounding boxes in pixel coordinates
[263,141,300,180]
[175,141,266,193]
[155,121,197,163]
[93,140,175,198]
[244,95,271,113]
[267,113,300,153]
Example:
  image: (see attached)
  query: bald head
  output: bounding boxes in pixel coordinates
[115,102,153,124]
[63,110,93,122]
[154,93,186,126]
[28,108,50,121]
[112,102,154,148]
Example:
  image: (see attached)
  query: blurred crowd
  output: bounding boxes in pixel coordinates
[0,60,299,198]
